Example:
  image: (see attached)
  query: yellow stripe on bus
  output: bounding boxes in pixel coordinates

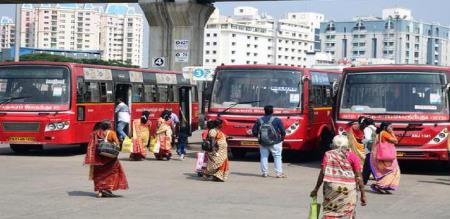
[313,107,332,111]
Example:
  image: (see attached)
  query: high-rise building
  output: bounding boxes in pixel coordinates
[320,8,450,66]
[0,17,15,49]
[100,4,144,67]
[203,7,324,68]
[7,3,144,66]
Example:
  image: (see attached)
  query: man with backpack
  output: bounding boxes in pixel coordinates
[252,105,287,178]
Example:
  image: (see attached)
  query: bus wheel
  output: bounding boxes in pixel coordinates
[10,144,31,154]
[231,148,247,159]
[319,131,332,155]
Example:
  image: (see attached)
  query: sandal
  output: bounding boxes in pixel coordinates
[370,184,384,194]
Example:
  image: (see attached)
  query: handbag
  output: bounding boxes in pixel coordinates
[97,131,120,158]
[376,134,396,161]
[308,196,321,219]
[201,130,217,152]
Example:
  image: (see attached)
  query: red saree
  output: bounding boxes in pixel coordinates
[84,130,128,191]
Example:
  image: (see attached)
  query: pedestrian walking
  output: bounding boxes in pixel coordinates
[362,118,376,185]
[252,105,287,178]
[115,98,130,142]
[310,135,367,218]
[84,120,128,198]
[129,111,151,161]
[347,116,367,167]
[370,122,400,194]
[203,119,229,182]
[154,110,173,160]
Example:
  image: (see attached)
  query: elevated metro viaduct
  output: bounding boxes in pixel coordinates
[2,0,303,71]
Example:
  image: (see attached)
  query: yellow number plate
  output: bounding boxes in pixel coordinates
[396,152,405,157]
[240,141,259,146]
[9,137,35,142]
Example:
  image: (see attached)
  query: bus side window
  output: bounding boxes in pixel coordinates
[99,82,113,102]
[132,84,144,102]
[168,85,179,102]
[144,84,156,102]
[158,85,168,102]
[76,77,85,103]
[84,82,100,103]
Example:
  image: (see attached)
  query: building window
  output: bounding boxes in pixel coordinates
[232,34,236,37]
[231,51,236,54]
[231,42,236,46]
[213,33,217,37]
[206,33,210,37]
[231,59,235,63]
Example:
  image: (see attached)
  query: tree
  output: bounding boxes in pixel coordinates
[19,53,139,68]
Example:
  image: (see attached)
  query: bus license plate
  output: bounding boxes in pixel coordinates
[397,152,405,157]
[9,137,35,142]
[241,141,259,146]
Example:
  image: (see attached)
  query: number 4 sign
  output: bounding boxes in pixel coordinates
[152,57,165,67]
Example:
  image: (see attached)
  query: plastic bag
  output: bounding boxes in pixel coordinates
[308,196,321,219]
[150,138,160,154]
[121,137,133,153]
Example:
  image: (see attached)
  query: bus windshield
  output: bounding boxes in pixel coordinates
[211,69,302,109]
[340,72,447,114]
[0,66,70,108]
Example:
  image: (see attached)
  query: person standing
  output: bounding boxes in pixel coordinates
[154,110,173,160]
[362,118,376,185]
[252,105,287,178]
[84,120,128,198]
[129,111,151,161]
[176,124,188,160]
[115,98,131,142]
[204,119,229,182]
[370,122,400,194]
[310,135,367,218]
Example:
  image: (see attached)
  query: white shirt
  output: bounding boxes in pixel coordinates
[363,125,377,143]
[115,102,130,123]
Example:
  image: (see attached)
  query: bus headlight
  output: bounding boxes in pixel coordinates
[45,121,70,132]
[427,128,448,145]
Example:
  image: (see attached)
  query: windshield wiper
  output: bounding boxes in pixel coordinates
[218,100,261,117]
[0,96,31,105]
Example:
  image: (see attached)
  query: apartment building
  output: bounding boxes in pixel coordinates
[0,17,16,49]
[203,7,324,68]
[320,8,450,65]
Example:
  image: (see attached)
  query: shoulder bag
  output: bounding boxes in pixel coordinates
[376,132,396,161]
[97,131,120,158]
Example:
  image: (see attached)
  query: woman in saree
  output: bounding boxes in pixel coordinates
[129,111,152,161]
[84,120,128,198]
[204,119,230,182]
[370,122,400,194]
[311,135,367,218]
[154,110,173,160]
[347,116,367,167]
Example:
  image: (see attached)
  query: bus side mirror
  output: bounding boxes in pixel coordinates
[332,81,339,97]
[445,83,450,92]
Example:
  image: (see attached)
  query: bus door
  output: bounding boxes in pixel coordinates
[179,86,192,135]
[115,84,132,135]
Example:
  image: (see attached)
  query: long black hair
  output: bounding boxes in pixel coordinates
[141,111,150,124]
[376,121,391,134]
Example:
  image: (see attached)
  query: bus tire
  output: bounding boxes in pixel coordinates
[319,130,332,155]
[231,148,247,159]
[10,144,31,154]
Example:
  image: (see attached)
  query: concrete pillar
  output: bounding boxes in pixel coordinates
[139,0,215,71]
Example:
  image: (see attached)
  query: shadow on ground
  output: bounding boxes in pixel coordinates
[0,146,84,157]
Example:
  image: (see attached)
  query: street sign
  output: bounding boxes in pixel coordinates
[152,57,165,67]
[186,66,215,81]
[175,52,189,63]
[174,40,189,50]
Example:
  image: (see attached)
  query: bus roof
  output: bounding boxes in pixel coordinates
[0,61,180,74]
[215,64,340,74]
[344,65,450,73]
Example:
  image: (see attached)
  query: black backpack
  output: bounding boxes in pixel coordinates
[201,130,217,152]
[257,117,280,146]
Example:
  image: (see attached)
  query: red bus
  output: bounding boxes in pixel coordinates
[207,65,341,158]
[0,61,198,153]
[334,65,450,162]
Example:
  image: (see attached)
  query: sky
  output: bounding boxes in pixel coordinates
[1,0,450,67]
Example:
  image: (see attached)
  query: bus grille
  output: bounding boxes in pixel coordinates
[2,122,40,132]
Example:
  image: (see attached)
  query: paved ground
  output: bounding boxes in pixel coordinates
[0,131,449,219]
